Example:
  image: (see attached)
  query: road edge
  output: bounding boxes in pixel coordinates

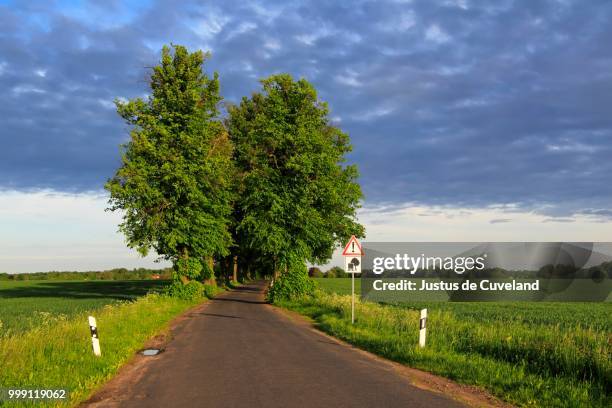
[80,295,219,407]
[269,303,513,408]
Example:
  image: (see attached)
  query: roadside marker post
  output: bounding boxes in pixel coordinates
[419,308,427,348]
[342,236,363,324]
[88,316,101,356]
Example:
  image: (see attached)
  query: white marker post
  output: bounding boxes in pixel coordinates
[342,236,363,325]
[419,308,427,348]
[88,316,101,356]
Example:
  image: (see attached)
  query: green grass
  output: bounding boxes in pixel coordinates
[0,279,206,407]
[278,278,612,407]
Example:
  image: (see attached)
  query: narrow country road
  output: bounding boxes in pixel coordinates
[92,281,465,408]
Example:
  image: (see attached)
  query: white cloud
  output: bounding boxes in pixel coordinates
[377,11,416,32]
[343,31,362,44]
[398,11,416,31]
[358,203,612,241]
[454,97,488,108]
[296,26,358,46]
[546,142,598,154]
[3,191,611,273]
[436,64,472,76]
[226,21,257,39]
[264,37,281,51]
[250,3,284,25]
[351,106,395,121]
[0,190,169,273]
[295,33,319,46]
[315,202,612,268]
[335,69,362,87]
[98,98,116,110]
[242,61,254,72]
[425,24,451,43]
[445,0,469,10]
[191,11,229,39]
[12,85,46,95]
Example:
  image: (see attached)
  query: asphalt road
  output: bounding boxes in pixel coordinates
[112,281,465,408]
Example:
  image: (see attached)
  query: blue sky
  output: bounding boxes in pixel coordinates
[1,0,612,272]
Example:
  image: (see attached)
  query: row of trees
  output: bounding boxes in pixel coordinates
[308,266,349,278]
[0,268,171,281]
[106,45,364,297]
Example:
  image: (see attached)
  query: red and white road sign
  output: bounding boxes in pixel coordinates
[342,236,363,323]
[342,235,364,256]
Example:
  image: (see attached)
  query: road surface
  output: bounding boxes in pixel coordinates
[93,281,466,408]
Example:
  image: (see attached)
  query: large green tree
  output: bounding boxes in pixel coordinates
[227,74,364,276]
[106,45,233,283]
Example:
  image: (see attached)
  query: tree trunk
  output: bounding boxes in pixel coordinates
[224,256,232,284]
[273,258,280,280]
[203,256,216,286]
[177,247,190,284]
[232,256,238,282]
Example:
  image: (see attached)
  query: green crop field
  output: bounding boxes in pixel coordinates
[280,278,612,407]
[312,277,360,296]
[0,280,169,336]
[312,278,611,331]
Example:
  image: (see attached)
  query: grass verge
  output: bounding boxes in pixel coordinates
[0,293,205,407]
[277,291,611,408]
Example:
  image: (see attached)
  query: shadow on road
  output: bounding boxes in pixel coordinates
[198,312,242,319]
[231,285,261,292]
[212,297,267,305]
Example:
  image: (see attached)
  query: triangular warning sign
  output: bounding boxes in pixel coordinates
[342,235,364,256]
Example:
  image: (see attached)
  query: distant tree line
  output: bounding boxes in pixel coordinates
[105,45,364,299]
[359,261,612,280]
[0,268,172,281]
[308,266,349,278]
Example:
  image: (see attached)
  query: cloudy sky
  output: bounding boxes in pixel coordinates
[1,0,612,272]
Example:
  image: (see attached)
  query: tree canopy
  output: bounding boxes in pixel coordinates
[107,45,364,294]
[105,45,234,282]
[227,74,364,273]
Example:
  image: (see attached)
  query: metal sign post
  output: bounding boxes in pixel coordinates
[351,271,355,324]
[342,236,363,325]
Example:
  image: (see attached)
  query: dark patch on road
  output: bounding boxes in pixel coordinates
[198,313,242,319]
